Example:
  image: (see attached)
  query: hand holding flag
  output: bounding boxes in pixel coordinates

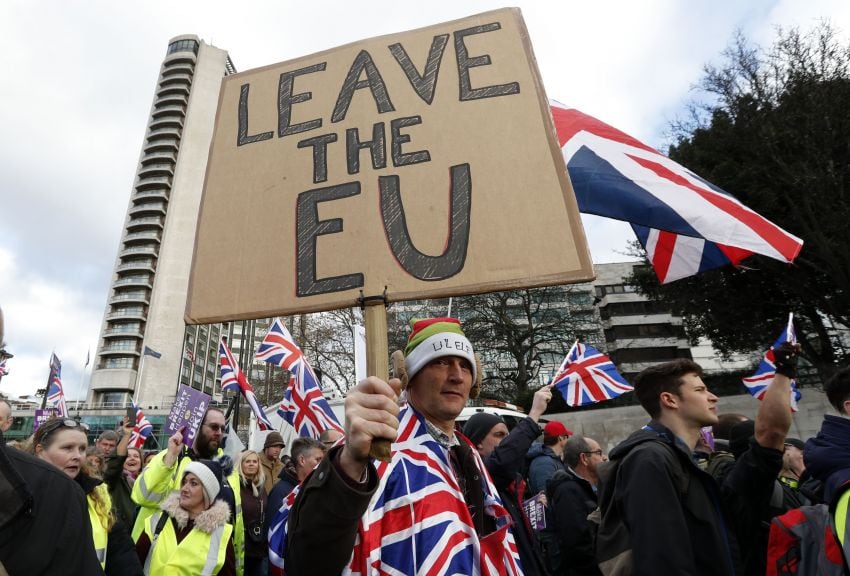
[128,404,153,449]
[742,313,803,411]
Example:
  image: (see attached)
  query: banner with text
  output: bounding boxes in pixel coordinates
[186,8,592,323]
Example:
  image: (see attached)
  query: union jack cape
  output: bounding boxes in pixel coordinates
[128,404,153,449]
[46,353,67,417]
[256,318,342,437]
[742,313,803,411]
[550,101,803,283]
[219,338,273,430]
[552,341,633,406]
[268,405,522,575]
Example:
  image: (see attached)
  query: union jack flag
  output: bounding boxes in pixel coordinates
[46,353,67,417]
[552,341,633,407]
[742,313,802,411]
[256,319,342,437]
[128,404,153,449]
[268,405,522,575]
[219,338,273,431]
[0,359,8,377]
[550,101,803,284]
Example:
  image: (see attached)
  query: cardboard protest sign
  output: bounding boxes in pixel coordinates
[186,7,593,323]
[164,384,211,447]
[33,408,59,432]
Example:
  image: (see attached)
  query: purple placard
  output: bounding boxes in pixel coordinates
[522,492,547,531]
[33,408,59,432]
[165,384,211,448]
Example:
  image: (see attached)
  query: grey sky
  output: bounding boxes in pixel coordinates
[1,0,847,398]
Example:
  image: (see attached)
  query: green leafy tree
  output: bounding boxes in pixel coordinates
[630,23,850,377]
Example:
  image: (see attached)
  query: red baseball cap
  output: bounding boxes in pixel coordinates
[543,421,573,439]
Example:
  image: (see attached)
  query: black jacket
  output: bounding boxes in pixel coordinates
[607,422,739,576]
[547,468,601,576]
[483,416,549,576]
[102,452,136,529]
[0,434,104,575]
[805,414,850,502]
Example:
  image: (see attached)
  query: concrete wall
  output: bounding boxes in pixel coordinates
[545,389,833,454]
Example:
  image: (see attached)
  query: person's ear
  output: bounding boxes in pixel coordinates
[660,391,678,409]
[843,398,850,416]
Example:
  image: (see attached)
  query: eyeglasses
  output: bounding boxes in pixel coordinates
[38,418,90,439]
[582,449,603,457]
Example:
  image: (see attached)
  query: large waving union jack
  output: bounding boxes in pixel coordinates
[268,405,522,575]
[219,338,273,430]
[128,404,153,449]
[743,313,802,411]
[46,353,68,417]
[552,342,633,407]
[256,319,342,437]
[550,101,803,284]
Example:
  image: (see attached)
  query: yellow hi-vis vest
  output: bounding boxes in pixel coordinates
[88,484,112,569]
[832,484,849,568]
[142,511,232,576]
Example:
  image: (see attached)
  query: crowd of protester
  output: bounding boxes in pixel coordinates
[1,312,849,575]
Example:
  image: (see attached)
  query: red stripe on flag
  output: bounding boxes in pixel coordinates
[651,230,678,283]
[551,105,658,154]
[628,155,802,261]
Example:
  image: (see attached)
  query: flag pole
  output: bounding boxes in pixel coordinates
[75,349,90,415]
[133,351,147,406]
[41,352,54,410]
[361,292,390,461]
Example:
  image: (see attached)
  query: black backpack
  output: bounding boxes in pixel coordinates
[590,440,689,576]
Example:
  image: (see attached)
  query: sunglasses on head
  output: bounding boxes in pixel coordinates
[38,418,90,439]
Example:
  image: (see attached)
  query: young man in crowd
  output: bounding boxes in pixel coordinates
[805,367,850,501]
[259,431,285,495]
[598,343,798,576]
[526,420,572,494]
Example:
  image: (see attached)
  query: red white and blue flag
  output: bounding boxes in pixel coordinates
[256,319,342,438]
[46,353,67,417]
[128,404,153,449]
[552,341,633,407]
[219,338,273,431]
[0,359,8,377]
[550,101,803,283]
[268,405,522,575]
[742,313,802,411]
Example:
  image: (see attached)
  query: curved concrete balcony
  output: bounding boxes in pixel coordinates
[135,176,172,191]
[109,291,149,305]
[148,116,183,131]
[99,346,141,356]
[156,84,190,98]
[144,141,179,157]
[119,245,158,258]
[105,309,147,321]
[163,50,196,66]
[128,202,167,216]
[151,105,186,119]
[103,327,144,339]
[133,188,169,201]
[114,276,153,290]
[116,259,156,273]
[155,93,188,108]
[158,73,192,88]
[126,216,163,231]
[142,149,177,164]
[138,162,174,178]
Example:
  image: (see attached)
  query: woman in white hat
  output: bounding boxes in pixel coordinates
[135,459,236,576]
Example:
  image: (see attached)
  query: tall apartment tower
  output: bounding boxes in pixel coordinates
[89,36,236,408]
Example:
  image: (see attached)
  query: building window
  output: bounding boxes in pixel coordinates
[167,39,199,55]
[100,392,127,406]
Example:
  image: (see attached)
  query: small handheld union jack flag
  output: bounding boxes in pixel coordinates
[0,359,8,377]
[128,404,153,449]
[256,318,342,438]
[742,313,802,411]
[46,353,68,417]
[219,338,273,430]
[552,341,633,407]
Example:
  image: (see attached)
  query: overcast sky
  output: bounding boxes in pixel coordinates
[1,0,848,399]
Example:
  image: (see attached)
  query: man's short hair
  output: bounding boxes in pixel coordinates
[713,413,749,440]
[824,367,850,414]
[291,437,325,465]
[634,359,703,419]
[97,430,119,443]
[564,435,590,468]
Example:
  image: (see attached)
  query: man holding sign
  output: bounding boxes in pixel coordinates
[131,407,246,576]
[272,318,522,575]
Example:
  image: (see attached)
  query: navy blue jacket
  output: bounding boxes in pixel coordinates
[805,414,850,501]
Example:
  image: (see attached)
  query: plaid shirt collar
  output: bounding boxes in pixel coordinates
[424,417,460,449]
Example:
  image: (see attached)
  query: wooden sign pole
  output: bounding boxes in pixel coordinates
[362,296,391,461]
